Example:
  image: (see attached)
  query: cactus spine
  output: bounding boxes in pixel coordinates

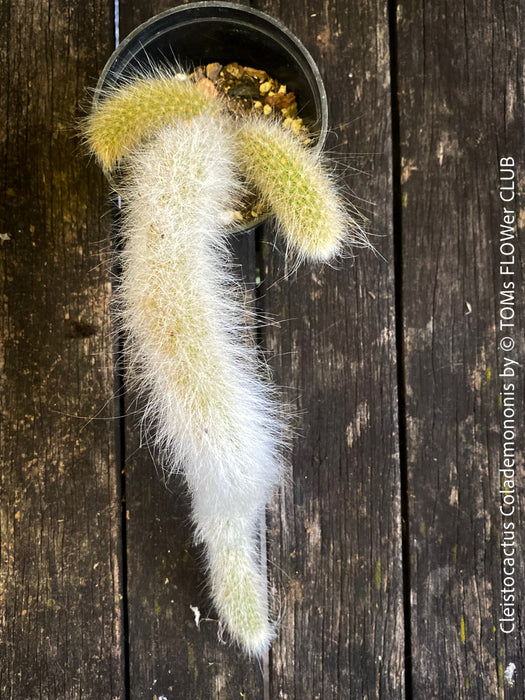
[237,117,365,263]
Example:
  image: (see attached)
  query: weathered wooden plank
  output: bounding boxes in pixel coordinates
[0,1,123,698]
[121,230,265,699]
[117,2,265,697]
[253,1,404,697]
[397,1,525,697]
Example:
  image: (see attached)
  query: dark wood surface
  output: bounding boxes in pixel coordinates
[397,2,525,698]
[0,1,124,697]
[1,0,523,698]
[256,1,404,698]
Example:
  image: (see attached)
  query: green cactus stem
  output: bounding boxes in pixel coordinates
[236,117,366,263]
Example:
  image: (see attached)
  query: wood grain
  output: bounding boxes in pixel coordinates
[6,1,522,696]
[0,1,123,697]
[396,1,525,697]
[118,3,264,697]
[253,0,404,697]
[116,1,404,697]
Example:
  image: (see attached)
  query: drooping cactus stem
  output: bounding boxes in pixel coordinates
[236,117,366,263]
[82,65,369,656]
[116,114,282,655]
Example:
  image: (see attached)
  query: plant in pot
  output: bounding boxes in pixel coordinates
[83,2,368,656]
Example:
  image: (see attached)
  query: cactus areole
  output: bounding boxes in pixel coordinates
[84,2,368,655]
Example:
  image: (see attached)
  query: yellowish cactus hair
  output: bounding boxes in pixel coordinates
[236,117,368,263]
[84,68,221,170]
[116,114,282,655]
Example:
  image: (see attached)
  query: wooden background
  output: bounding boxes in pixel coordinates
[1,0,523,698]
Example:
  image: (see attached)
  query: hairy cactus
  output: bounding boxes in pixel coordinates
[84,66,367,655]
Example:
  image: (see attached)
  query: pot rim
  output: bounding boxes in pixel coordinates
[94,1,329,232]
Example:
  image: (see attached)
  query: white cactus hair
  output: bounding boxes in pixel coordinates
[84,64,369,655]
[116,113,284,654]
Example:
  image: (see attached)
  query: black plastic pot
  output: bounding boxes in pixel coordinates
[94,1,328,229]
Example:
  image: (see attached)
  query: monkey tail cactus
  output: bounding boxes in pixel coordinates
[83,68,219,171]
[83,66,368,655]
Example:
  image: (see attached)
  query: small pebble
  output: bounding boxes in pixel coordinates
[206,62,222,82]
[244,66,269,82]
[228,81,260,99]
[193,66,206,81]
[265,92,296,111]
[196,78,217,98]
[223,62,244,79]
